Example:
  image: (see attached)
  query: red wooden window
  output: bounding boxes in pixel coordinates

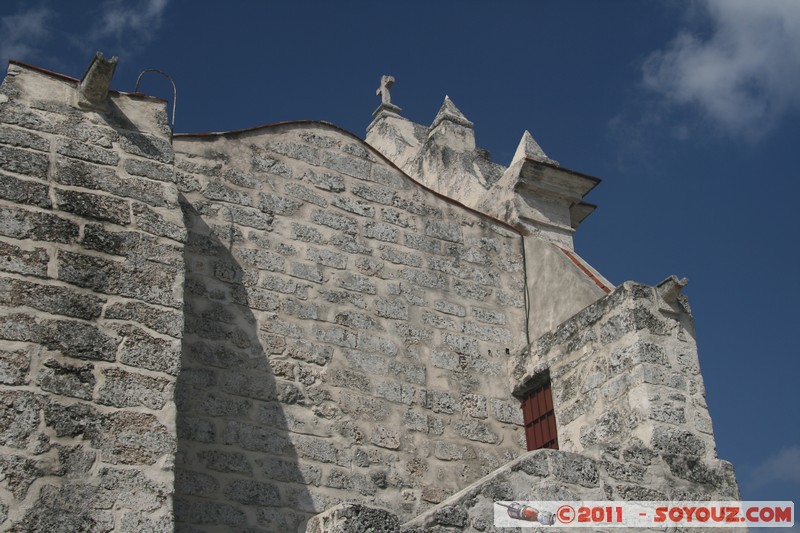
[521,381,558,451]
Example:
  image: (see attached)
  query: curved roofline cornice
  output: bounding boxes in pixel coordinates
[7,59,167,103]
[175,120,523,236]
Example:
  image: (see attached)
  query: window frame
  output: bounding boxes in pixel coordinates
[520,376,559,451]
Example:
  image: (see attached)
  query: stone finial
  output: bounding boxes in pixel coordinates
[377,75,395,105]
[657,275,688,303]
[78,52,118,108]
[373,74,402,118]
[430,96,473,130]
[511,130,558,166]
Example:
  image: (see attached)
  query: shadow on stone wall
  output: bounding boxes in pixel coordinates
[175,198,312,532]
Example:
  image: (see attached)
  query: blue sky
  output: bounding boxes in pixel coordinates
[2,0,798,511]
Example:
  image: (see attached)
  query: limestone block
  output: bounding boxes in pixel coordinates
[57,138,120,166]
[454,420,499,444]
[125,157,176,183]
[0,277,105,319]
[118,131,173,163]
[303,169,345,192]
[0,204,80,242]
[223,479,280,507]
[0,242,48,277]
[0,144,49,177]
[87,410,174,465]
[58,250,181,307]
[98,368,172,409]
[0,172,50,207]
[0,124,50,151]
[0,390,42,448]
[305,503,400,533]
[36,358,95,400]
[174,496,247,527]
[56,157,174,207]
[105,301,183,338]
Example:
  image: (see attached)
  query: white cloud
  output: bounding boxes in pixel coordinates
[0,7,55,65]
[750,444,800,488]
[0,1,169,69]
[91,0,169,42]
[643,0,800,141]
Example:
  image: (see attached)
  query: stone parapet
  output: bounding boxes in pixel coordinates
[403,448,743,532]
[304,449,742,532]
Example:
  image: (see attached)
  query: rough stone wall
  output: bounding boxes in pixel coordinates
[171,123,529,531]
[514,281,720,466]
[324,282,742,532]
[510,281,740,504]
[0,59,744,533]
[0,63,183,531]
[403,448,743,532]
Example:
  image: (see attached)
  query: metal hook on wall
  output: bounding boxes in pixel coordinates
[134,69,177,131]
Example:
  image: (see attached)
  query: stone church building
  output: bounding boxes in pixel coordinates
[0,54,741,531]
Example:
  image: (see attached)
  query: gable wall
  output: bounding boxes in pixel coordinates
[172,123,529,530]
[0,60,742,533]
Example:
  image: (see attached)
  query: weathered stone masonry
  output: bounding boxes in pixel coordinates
[0,56,743,533]
[0,58,183,531]
[400,281,742,532]
[172,122,528,530]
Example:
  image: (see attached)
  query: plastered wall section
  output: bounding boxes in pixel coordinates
[172,123,529,530]
[0,64,184,531]
[523,236,607,341]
